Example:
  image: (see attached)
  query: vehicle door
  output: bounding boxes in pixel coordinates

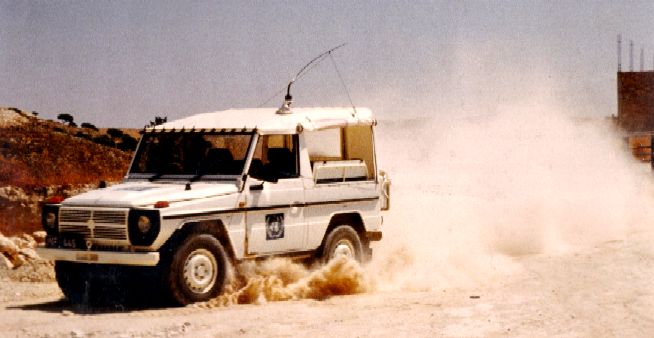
[245,134,305,255]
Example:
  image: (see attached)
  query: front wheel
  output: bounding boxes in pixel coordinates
[55,261,89,304]
[55,262,131,305]
[164,234,229,305]
[320,225,364,263]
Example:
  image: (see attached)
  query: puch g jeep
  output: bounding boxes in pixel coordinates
[37,105,391,305]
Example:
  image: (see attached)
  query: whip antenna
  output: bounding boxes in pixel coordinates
[329,52,357,116]
[261,44,347,111]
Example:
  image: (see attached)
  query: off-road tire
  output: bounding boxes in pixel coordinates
[55,261,89,304]
[164,234,229,306]
[55,261,131,305]
[320,225,364,263]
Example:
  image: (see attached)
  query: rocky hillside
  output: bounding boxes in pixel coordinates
[0,108,134,235]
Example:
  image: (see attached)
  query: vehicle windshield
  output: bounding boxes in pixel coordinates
[128,132,254,180]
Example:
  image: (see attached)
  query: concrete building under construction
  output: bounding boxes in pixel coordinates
[617,71,654,133]
[615,35,654,162]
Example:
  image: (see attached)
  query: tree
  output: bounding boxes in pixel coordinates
[81,122,98,131]
[107,128,124,139]
[75,131,91,140]
[92,134,115,147]
[69,121,77,128]
[117,134,138,151]
[57,113,74,125]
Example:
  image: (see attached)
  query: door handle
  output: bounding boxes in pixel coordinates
[250,183,264,191]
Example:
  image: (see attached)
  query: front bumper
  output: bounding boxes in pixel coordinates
[36,247,160,266]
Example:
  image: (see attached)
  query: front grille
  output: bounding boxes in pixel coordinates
[58,224,91,237]
[93,210,127,224]
[59,209,91,223]
[93,226,126,239]
[59,208,129,242]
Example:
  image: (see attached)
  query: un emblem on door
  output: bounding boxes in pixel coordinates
[265,213,285,240]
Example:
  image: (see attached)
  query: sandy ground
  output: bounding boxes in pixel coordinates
[0,230,652,338]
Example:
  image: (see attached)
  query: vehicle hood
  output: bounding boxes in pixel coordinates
[62,181,239,208]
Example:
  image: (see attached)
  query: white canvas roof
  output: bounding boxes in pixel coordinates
[149,107,375,135]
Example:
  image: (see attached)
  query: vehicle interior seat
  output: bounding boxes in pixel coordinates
[266,148,297,179]
[203,148,234,174]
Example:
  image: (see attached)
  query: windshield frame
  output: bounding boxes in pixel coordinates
[126,130,256,182]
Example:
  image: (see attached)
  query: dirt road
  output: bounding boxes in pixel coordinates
[1,230,653,337]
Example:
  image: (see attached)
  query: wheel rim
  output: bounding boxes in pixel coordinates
[332,239,355,260]
[183,248,218,294]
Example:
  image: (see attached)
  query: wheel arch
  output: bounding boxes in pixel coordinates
[159,219,236,264]
[321,212,366,246]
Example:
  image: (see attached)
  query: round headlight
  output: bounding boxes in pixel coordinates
[137,215,152,233]
[45,212,57,228]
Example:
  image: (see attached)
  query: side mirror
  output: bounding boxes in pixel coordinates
[250,183,264,191]
[379,171,391,211]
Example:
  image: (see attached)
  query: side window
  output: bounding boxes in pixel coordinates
[303,128,341,161]
[305,126,376,183]
[249,134,299,181]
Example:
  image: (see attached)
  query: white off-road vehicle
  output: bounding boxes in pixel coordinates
[37,104,390,305]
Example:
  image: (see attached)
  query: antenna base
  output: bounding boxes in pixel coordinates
[276,95,293,114]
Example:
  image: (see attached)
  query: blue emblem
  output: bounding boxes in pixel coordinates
[266,213,285,240]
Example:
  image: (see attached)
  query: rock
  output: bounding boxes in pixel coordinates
[0,254,13,269]
[32,231,47,242]
[62,310,74,316]
[70,329,85,337]
[0,235,13,249]
[0,108,29,127]
[20,234,37,248]
[11,237,29,249]
[19,248,39,260]
[0,186,29,202]
[0,234,24,268]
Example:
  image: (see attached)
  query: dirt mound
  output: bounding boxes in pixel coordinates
[0,119,131,189]
[0,108,133,234]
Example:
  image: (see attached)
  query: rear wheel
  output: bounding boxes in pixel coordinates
[164,234,229,305]
[320,225,364,263]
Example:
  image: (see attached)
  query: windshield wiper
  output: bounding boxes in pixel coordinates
[148,173,164,182]
[189,173,205,182]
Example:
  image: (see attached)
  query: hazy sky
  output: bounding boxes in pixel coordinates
[2,1,654,127]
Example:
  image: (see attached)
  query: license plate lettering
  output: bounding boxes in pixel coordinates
[62,238,77,249]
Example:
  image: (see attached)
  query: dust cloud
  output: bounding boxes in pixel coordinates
[371,99,654,291]
[204,95,654,305]
[200,256,371,307]
[205,99,654,306]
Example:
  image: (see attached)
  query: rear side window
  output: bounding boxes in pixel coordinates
[305,126,376,182]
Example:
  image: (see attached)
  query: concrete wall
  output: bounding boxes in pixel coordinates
[617,71,654,132]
